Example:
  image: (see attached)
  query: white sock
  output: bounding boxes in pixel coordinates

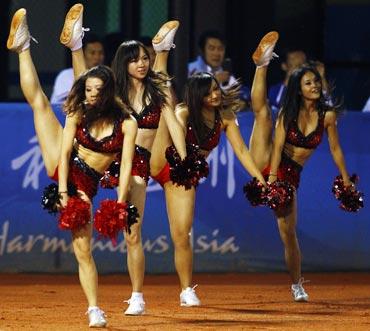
[70,37,82,51]
[131,292,143,300]
[88,306,99,312]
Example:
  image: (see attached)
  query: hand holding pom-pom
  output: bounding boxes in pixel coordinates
[243,178,266,206]
[332,174,364,212]
[166,144,209,190]
[265,180,295,211]
[41,183,77,214]
[94,200,140,244]
[58,196,91,230]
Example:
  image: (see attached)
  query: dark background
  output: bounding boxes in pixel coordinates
[1,0,370,110]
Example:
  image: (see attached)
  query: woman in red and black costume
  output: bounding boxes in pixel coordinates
[151,72,267,306]
[249,32,358,302]
[59,5,187,315]
[7,7,138,327]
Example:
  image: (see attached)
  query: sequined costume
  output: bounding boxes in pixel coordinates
[50,116,125,198]
[51,150,103,199]
[263,111,326,189]
[131,103,161,129]
[152,110,222,187]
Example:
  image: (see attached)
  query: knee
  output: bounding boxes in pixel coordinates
[125,227,142,247]
[74,246,93,265]
[280,228,298,247]
[171,229,191,250]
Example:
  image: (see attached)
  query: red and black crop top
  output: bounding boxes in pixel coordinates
[285,111,325,149]
[186,111,222,152]
[131,104,161,129]
[75,117,124,153]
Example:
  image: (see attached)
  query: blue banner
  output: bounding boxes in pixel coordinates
[0,103,369,273]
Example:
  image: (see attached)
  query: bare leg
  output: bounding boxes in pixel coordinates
[71,193,98,307]
[276,193,301,283]
[125,177,147,293]
[249,66,273,170]
[153,51,170,75]
[164,184,196,289]
[71,48,87,78]
[18,50,62,176]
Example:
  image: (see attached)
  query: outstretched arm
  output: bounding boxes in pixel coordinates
[161,90,187,159]
[117,116,138,202]
[223,110,266,185]
[268,114,286,183]
[58,114,78,206]
[325,111,351,186]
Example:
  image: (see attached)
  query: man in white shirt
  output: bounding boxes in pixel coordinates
[188,30,237,89]
[51,34,104,103]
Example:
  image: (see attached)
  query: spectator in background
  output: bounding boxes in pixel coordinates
[50,33,104,103]
[188,30,237,89]
[268,49,306,111]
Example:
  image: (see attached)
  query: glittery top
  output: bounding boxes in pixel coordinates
[75,116,124,153]
[186,111,222,151]
[131,104,161,129]
[285,111,325,149]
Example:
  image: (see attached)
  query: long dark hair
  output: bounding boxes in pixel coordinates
[111,40,167,111]
[64,65,129,123]
[184,72,242,144]
[280,64,334,129]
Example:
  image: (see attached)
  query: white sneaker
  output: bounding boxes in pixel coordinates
[60,3,88,51]
[152,20,179,52]
[252,31,279,67]
[86,307,107,328]
[7,8,31,52]
[124,297,146,315]
[291,278,309,302]
[180,285,201,307]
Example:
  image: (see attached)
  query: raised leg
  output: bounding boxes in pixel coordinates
[8,9,62,176]
[249,31,279,170]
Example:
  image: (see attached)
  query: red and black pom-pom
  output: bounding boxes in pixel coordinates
[100,160,120,189]
[94,200,139,244]
[41,183,77,214]
[165,144,209,190]
[58,196,91,230]
[243,178,266,206]
[265,180,295,211]
[332,174,364,212]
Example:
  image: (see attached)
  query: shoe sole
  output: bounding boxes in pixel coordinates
[252,31,279,64]
[89,322,107,327]
[60,3,83,45]
[7,8,26,50]
[180,303,201,307]
[124,311,145,316]
[152,20,179,44]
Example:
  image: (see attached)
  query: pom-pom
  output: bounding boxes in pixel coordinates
[265,180,295,211]
[94,200,139,244]
[332,174,364,212]
[58,196,91,230]
[243,178,266,206]
[100,160,120,189]
[166,144,209,190]
[126,203,140,234]
[41,183,77,214]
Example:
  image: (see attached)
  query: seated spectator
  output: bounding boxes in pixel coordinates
[50,33,104,103]
[188,30,237,89]
[268,49,306,111]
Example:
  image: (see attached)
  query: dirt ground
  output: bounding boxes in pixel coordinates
[0,273,369,330]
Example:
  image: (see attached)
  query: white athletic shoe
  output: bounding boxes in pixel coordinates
[124,297,146,315]
[86,307,107,328]
[180,285,201,307]
[152,20,179,52]
[252,31,279,68]
[60,3,89,51]
[291,277,309,302]
[7,8,34,53]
